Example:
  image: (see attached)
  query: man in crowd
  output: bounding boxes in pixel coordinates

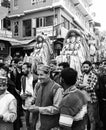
[76,61,98,130]
[20,62,38,130]
[59,68,87,130]
[28,64,63,130]
[97,60,106,130]
[53,62,70,85]
[10,58,23,93]
[0,63,23,130]
[0,75,17,130]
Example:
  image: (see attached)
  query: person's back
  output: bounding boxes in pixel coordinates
[98,72,106,130]
[59,68,87,130]
[60,88,87,130]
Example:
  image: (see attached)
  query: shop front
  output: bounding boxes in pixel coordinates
[0,40,11,61]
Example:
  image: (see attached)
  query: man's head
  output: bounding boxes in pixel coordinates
[0,64,9,77]
[61,68,77,90]
[102,60,106,69]
[49,59,57,72]
[57,62,70,72]
[0,64,9,95]
[82,61,92,74]
[22,62,32,76]
[17,60,23,69]
[0,76,7,95]
[37,64,50,84]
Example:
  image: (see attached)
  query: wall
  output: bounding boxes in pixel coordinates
[10,0,53,15]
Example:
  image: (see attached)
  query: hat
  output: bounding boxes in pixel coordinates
[37,64,50,73]
[0,76,7,85]
[66,29,82,39]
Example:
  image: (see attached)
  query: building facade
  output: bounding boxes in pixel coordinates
[0,1,13,60]
[9,0,94,40]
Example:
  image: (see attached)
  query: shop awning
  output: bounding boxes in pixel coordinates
[0,36,22,45]
[0,36,37,47]
[11,38,36,47]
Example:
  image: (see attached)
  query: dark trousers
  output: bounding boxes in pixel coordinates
[99,100,106,130]
[87,102,99,130]
[24,110,31,130]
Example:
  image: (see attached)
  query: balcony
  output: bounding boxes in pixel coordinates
[71,0,93,21]
[0,29,12,38]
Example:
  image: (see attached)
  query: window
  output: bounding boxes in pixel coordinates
[14,0,18,7]
[14,21,19,36]
[44,16,54,26]
[3,18,11,31]
[23,19,31,37]
[36,18,43,28]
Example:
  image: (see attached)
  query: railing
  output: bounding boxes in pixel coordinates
[0,29,12,38]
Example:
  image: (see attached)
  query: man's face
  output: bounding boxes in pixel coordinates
[11,60,15,67]
[50,63,56,71]
[56,66,63,72]
[0,77,7,95]
[0,69,7,77]
[0,84,7,95]
[102,62,106,69]
[17,61,23,69]
[22,65,29,76]
[82,64,91,74]
[37,70,49,84]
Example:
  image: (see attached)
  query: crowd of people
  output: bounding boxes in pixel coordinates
[0,57,106,130]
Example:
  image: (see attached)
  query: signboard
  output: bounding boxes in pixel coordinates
[36,26,53,36]
[32,0,46,5]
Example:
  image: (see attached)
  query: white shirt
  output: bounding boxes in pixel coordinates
[0,91,17,122]
[21,74,34,109]
[25,75,34,96]
[83,74,89,85]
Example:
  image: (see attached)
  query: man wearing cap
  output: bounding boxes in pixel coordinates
[0,76,17,130]
[28,64,63,130]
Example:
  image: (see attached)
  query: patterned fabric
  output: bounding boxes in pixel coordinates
[76,71,98,103]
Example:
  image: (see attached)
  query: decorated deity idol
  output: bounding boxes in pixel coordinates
[30,34,53,66]
[56,29,88,75]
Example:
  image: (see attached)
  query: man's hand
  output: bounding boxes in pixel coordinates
[78,84,86,89]
[21,93,28,100]
[25,91,32,97]
[78,83,89,90]
[15,89,20,95]
[28,105,39,112]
